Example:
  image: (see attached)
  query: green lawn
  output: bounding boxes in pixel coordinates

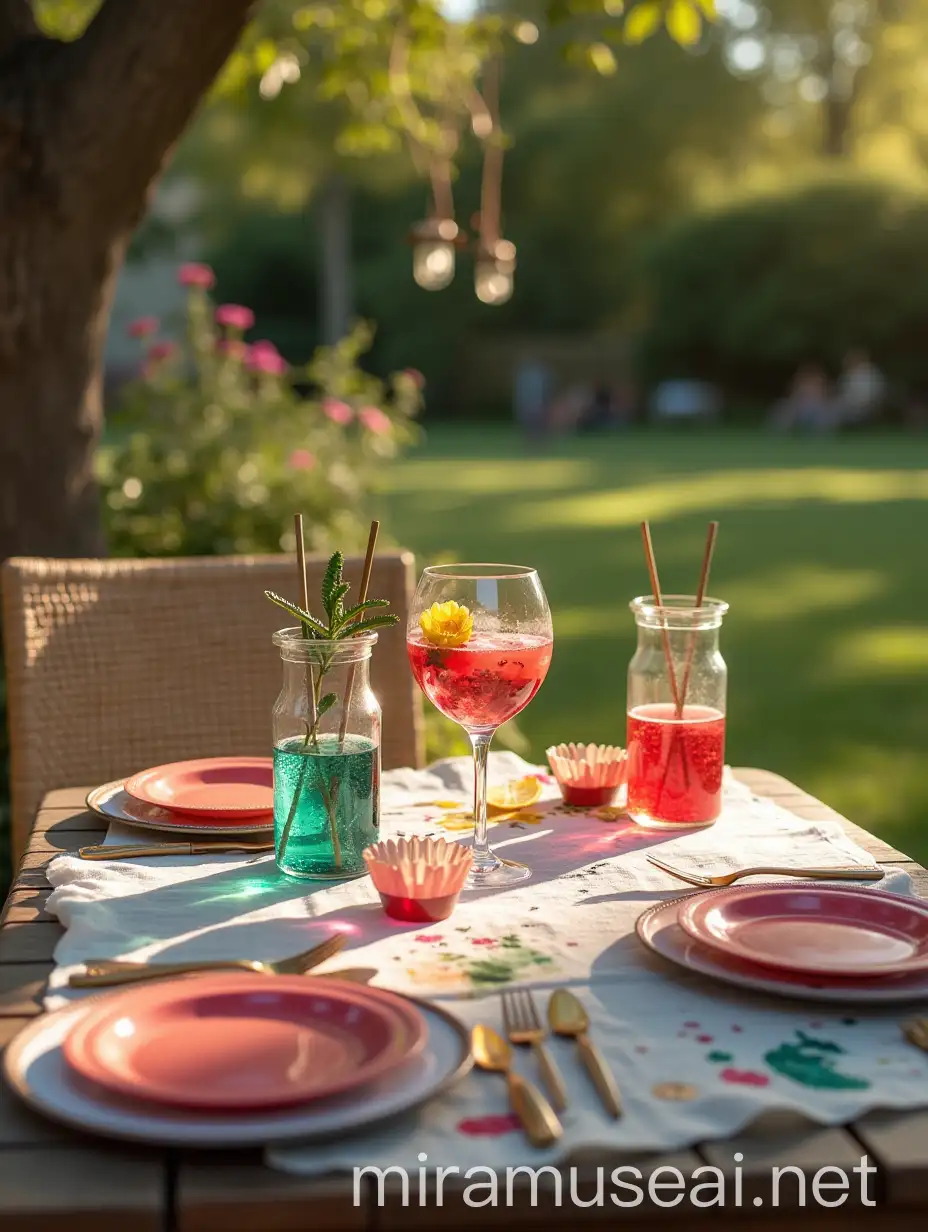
[381,426,928,863]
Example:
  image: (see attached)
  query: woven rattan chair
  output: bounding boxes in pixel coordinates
[1,553,424,861]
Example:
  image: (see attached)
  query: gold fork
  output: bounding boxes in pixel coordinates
[68,932,346,987]
[647,854,885,888]
[501,987,568,1112]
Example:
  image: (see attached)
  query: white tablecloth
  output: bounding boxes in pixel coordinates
[42,754,926,1173]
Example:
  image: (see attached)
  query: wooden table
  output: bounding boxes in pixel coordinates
[2,769,928,1231]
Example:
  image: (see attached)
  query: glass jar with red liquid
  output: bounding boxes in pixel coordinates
[626,595,728,829]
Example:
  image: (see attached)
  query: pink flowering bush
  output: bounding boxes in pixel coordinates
[99,263,423,557]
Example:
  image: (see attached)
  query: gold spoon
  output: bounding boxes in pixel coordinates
[471,1024,562,1148]
[548,989,622,1118]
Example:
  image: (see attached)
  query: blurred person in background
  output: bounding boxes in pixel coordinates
[769,363,835,433]
[836,349,886,428]
[650,378,720,425]
[513,358,552,442]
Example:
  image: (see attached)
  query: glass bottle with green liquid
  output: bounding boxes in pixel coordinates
[272,628,381,879]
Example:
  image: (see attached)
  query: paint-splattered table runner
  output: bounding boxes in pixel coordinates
[45,752,904,1005]
[43,752,927,1166]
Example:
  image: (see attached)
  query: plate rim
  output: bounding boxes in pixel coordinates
[61,974,428,1112]
[678,882,928,978]
[636,889,928,1004]
[124,757,275,819]
[86,781,274,837]
[3,989,472,1146]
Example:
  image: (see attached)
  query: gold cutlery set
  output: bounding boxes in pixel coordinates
[472,987,619,1148]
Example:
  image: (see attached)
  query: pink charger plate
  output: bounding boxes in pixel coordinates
[679,883,928,978]
[125,757,273,821]
[62,975,427,1112]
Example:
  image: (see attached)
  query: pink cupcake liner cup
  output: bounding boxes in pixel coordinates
[546,742,627,808]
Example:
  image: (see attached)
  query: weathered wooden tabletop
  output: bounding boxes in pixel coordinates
[1,769,927,1231]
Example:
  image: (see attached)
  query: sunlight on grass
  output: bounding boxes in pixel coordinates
[724,566,887,624]
[384,458,592,494]
[826,626,928,679]
[512,468,928,531]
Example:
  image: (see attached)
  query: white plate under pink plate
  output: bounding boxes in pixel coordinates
[678,883,928,978]
[637,890,928,1004]
[3,997,471,1147]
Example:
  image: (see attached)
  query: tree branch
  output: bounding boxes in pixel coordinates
[65,0,258,223]
[0,0,38,59]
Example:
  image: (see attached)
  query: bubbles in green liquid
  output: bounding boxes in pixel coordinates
[273,734,379,879]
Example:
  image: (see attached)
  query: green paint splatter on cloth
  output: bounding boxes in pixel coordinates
[765,1030,869,1090]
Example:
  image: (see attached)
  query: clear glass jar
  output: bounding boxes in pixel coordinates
[272,629,381,879]
[626,595,728,829]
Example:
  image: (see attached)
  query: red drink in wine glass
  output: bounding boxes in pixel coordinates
[407,632,552,731]
[407,565,553,888]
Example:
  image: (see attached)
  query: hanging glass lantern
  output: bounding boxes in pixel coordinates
[474,238,516,306]
[410,218,460,291]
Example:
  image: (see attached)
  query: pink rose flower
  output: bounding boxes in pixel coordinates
[402,367,426,389]
[247,340,287,375]
[127,316,159,339]
[359,406,392,435]
[177,262,216,289]
[470,937,496,946]
[146,341,178,362]
[288,448,316,472]
[323,398,353,425]
[215,303,255,331]
[216,338,246,361]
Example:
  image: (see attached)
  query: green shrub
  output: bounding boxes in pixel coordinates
[635,179,928,401]
[100,264,424,557]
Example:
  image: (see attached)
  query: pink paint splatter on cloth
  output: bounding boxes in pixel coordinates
[457,1114,522,1137]
[721,1068,769,1087]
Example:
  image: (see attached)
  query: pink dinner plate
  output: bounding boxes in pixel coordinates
[637,893,928,1004]
[678,884,928,977]
[125,758,274,820]
[62,975,427,1111]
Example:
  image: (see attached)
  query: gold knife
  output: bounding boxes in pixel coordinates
[79,841,274,859]
[549,989,622,1118]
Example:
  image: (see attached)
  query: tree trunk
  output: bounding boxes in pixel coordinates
[0,224,124,557]
[0,0,257,562]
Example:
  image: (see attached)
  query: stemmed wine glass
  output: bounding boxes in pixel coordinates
[407,564,554,887]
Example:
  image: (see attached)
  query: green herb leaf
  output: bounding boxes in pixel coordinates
[339,598,390,623]
[339,613,400,636]
[317,692,338,717]
[322,551,345,622]
[264,590,328,637]
[330,581,351,622]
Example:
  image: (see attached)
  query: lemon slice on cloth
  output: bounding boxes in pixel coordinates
[486,776,543,813]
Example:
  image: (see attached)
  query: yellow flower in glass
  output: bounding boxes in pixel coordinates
[419,600,474,648]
